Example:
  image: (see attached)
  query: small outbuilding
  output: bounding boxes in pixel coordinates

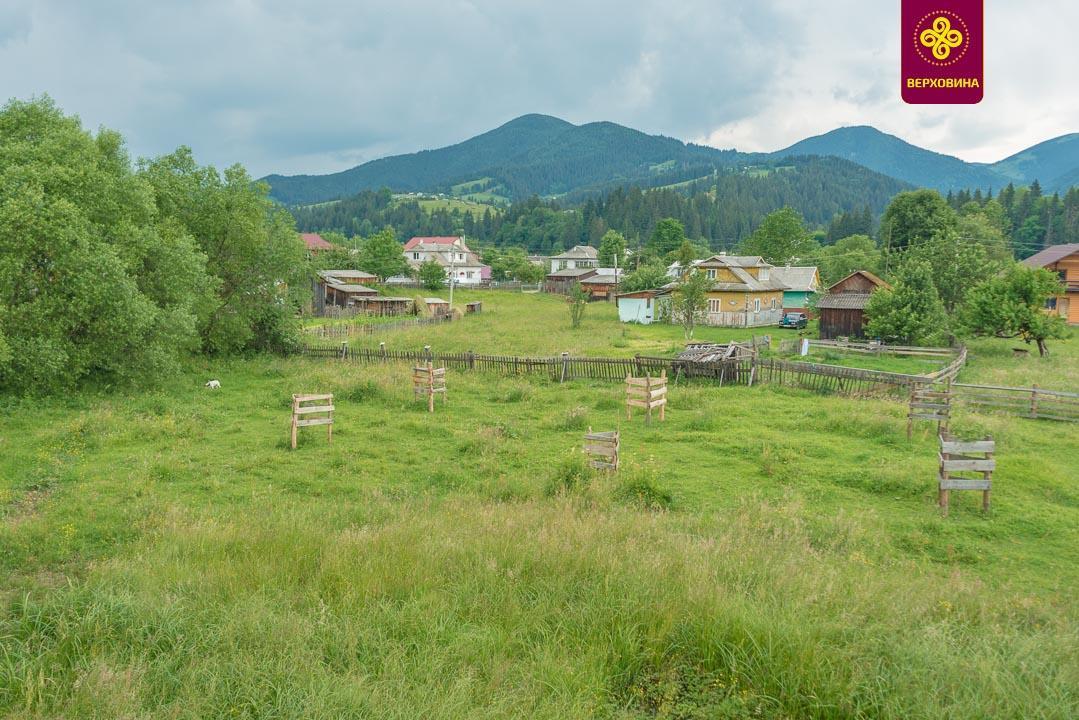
[423,297,451,316]
[816,270,891,340]
[615,289,670,325]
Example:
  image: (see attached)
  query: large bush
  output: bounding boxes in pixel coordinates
[0,97,306,392]
[0,97,210,392]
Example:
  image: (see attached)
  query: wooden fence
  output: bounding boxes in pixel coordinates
[299,343,1076,420]
[305,315,453,341]
[302,345,755,384]
[752,357,929,396]
[949,382,1079,422]
[777,337,959,358]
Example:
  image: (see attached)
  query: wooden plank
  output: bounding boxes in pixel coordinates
[293,393,333,402]
[295,417,334,427]
[952,383,1079,398]
[294,405,334,414]
[624,377,651,387]
[909,413,948,421]
[941,440,996,453]
[583,444,618,457]
[589,460,617,470]
[647,387,667,399]
[910,402,950,409]
[940,458,996,472]
[940,478,991,490]
[584,432,617,441]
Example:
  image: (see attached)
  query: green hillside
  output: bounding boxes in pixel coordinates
[775,126,1008,192]
[262,115,746,205]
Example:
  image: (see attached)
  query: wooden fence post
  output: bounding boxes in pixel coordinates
[1031,384,1039,419]
[560,352,569,383]
[468,349,475,370]
[340,341,348,360]
[379,341,386,362]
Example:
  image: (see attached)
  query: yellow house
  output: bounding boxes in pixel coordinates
[693,254,787,327]
[1022,243,1079,325]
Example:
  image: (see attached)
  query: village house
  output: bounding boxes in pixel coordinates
[544,267,597,294]
[615,288,671,324]
[816,270,891,340]
[549,245,599,273]
[313,269,379,314]
[694,254,788,327]
[402,236,491,285]
[1022,243,1079,325]
[770,265,821,316]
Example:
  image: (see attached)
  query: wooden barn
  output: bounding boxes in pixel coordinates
[816,270,890,340]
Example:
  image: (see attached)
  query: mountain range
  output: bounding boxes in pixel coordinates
[262,115,1079,206]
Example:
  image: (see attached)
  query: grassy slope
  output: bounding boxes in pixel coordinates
[1,291,1077,718]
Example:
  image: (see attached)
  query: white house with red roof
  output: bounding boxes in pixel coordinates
[401,236,490,285]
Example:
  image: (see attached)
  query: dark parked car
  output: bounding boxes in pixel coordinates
[780,312,808,329]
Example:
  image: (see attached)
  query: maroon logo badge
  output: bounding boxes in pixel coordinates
[902,1,983,104]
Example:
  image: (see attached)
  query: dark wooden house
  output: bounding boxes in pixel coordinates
[544,267,597,294]
[816,270,890,340]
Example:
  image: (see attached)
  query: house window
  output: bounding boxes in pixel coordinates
[466,271,474,279]
[770,298,777,310]
[753,298,761,313]
[706,269,716,279]
[645,298,651,308]
[1046,297,1058,309]
[709,298,722,313]
[412,252,420,259]
[759,267,770,281]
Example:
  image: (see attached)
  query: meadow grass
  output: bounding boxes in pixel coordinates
[1,292,1077,718]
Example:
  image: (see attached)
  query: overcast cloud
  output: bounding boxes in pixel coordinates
[2,0,1076,177]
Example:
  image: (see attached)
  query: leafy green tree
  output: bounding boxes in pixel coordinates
[961,265,1067,356]
[739,207,817,264]
[647,218,686,256]
[879,189,957,255]
[357,228,409,281]
[817,235,880,285]
[417,259,446,290]
[671,269,713,339]
[0,97,212,392]
[568,283,590,328]
[899,229,999,314]
[673,240,697,277]
[865,261,948,345]
[139,148,307,355]
[620,263,670,293]
[598,230,626,267]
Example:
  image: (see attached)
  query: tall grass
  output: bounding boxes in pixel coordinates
[2,498,1075,718]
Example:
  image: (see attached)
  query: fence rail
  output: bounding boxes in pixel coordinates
[949,382,1079,422]
[777,338,958,358]
[305,315,453,340]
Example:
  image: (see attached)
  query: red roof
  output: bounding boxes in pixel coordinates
[404,236,463,250]
[301,233,334,251]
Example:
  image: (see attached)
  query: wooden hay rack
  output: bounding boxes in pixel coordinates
[626,370,667,423]
[290,393,334,450]
[908,381,952,439]
[412,361,447,412]
[938,432,995,515]
[583,428,619,471]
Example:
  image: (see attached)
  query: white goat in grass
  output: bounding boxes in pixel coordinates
[205,380,221,390]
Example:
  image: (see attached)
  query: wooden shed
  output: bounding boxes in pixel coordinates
[816,270,890,340]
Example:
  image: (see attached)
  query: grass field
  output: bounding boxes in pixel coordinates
[2,291,1077,718]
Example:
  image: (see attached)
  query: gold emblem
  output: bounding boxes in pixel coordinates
[919,16,964,61]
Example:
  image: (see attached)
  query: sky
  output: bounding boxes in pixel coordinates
[2,0,1077,178]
